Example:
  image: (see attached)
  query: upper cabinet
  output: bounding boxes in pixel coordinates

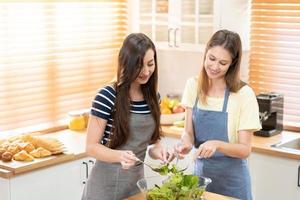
[128,0,250,51]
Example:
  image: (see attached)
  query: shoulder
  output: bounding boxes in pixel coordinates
[182,76,198,108]
[184,76,198,92]
[96,84,116,99]
[236,85,256,98]
[186,76,198,86]
[97,85,116,97]
[94,84,116,106]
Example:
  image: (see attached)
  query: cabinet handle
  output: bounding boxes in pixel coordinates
[89,160,95,164]
[298,165,300,187]
[174,28,179,47]
[168,28,173,47]
[82,161,89,184]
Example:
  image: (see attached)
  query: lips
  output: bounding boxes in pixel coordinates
[138,75,148,81]
[208,69,220,76]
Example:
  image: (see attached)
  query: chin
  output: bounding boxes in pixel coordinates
[137,78,149,85]
[207,74,218,79]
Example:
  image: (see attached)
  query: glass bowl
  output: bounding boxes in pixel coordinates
[137,175,212,200]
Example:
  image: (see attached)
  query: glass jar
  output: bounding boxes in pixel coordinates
[81,108,90,128]
[68,110,86,131]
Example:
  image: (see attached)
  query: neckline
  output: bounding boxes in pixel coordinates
[130,100,146,104]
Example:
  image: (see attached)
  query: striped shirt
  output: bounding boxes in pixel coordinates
[91,85,158,145]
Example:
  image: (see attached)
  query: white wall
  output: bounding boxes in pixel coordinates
[157,49,203,97]
[157,49,250,97]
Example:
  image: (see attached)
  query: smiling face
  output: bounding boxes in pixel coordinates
[133,48,155,85]
[204,45,232,81]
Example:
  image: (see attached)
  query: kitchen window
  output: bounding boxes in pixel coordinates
[249,0,300,131]
[0,0,127,132]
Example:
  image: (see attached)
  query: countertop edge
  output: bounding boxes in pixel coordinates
[1,126,299,179]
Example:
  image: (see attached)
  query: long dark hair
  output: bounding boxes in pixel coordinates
[109,33,161,149]
[198,29,245,104]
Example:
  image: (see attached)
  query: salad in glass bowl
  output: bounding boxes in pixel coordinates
[137,164,212,200]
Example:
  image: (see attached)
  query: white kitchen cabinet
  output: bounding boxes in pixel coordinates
[129,0,214,51]
[0,157,95,200]
[0,177,10,200]
[128,0,250,51]
[249,152,300,200]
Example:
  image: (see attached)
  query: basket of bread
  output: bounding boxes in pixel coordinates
[0,134,65,162]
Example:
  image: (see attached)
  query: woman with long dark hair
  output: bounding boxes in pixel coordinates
[82,33,172,200]
[176,30,261,200]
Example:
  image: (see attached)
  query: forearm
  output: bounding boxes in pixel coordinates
[148,141,162,159]
[181,131,194,145]
[216,140,251,159]
[86,143,121,163]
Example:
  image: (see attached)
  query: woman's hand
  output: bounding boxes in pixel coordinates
[148,142,174,163]
[174,139,193,159]
[117,150,137,170]
[193,140,220,159]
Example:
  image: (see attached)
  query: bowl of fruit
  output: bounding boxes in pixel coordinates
[160,96,185,125]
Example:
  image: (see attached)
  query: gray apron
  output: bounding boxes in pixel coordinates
[193,88,252,200]
[82,113,155,200]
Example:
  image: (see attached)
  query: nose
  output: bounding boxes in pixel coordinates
[141,66,150,76]
[210,61,220,70]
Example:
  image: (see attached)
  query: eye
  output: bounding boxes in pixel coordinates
[147,62,154,67]
[209,56,215,61]
[220,62,227,66]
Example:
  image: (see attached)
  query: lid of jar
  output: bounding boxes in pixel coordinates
[68,108,90,117]
[68,110,85,117]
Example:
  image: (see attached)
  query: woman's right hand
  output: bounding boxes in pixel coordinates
[118,150,137,170]
[174,140,193,159]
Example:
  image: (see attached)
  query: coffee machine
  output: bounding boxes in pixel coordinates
[254,92,284,137]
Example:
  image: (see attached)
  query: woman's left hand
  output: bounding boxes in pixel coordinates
[194,140,220,159]
[149,143,174,163]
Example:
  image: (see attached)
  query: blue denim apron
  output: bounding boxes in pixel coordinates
[193,89,252,200]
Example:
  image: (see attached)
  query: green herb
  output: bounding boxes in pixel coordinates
[146,165,205,200]
[152,163,170,175]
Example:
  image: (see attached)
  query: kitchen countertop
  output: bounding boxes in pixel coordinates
[0,126,299,178]
[161,126,300,160]
[125,191,237,200]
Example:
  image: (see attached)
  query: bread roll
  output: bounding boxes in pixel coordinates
[13,150,34,162]
[30,147,52,158]
[2,151,13,162]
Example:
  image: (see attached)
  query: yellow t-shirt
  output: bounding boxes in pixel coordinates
[181,76,262,143]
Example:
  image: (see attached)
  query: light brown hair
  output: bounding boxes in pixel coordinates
[198,29,245,104]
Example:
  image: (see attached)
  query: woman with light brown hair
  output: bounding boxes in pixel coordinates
[176,30,261,200]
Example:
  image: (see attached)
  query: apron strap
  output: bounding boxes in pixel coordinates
[194,88,229,112]
[222,88,230,112]
[193,95,199,108]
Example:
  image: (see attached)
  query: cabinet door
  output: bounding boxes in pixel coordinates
[178,0,214,46]
[81,157,96,184]
[131,0,215,50]
[138,0,171,44]
[249,152,300,200]
[216,0,251,50]
[10,159,86,200]
[0,178,10,200]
